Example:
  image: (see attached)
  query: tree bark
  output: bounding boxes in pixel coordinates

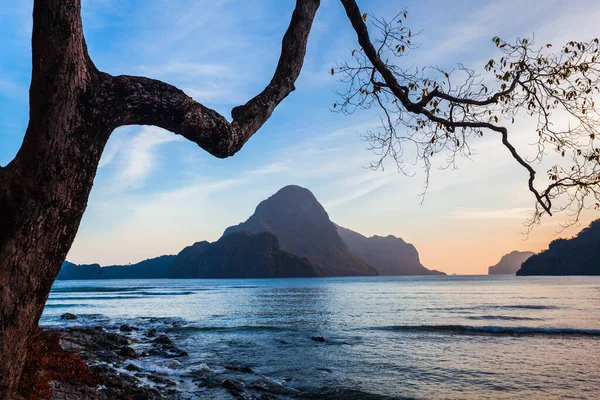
[0,0,319,397]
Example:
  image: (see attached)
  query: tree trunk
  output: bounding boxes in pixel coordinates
[0,3,109,396]
[0,0,319,396]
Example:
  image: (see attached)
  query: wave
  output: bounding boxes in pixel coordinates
[166,325,290,333]
[466,315,544,321]
[137,291,195,296]
[223,285,260,289]
[374,324,600,336]
[490,305,559,310]
[48,295,144,301]
[51,286,156,293]
[44,303,88,308]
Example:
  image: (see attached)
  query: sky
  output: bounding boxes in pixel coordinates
[1,0,599,274]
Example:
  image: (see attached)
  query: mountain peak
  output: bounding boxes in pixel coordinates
[224,186,378,276]
[252,185,325,221]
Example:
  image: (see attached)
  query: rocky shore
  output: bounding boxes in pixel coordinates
[22,316,281,400]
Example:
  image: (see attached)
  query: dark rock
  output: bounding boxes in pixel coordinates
[148,374,175,385]
[44,327,188,400]
[104,373,140,389]
[311,336,325,342]
[125,363,142,372]
[58,327,131,357]
[119,346,137,358]
[222,379,244,394]
[119,324,133,332]
[103,373,164,399]
[50,380,101,400]
[61,313,78,320]
[225,365,254,374]
[146,328,157,337]
[94,349,120,364]
[90,363,113,376]
[153,335,173,346]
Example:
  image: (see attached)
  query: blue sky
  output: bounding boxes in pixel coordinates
[1,0,599,273]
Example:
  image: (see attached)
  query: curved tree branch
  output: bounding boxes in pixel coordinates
[340,0,553,215]
[108,0,320,158]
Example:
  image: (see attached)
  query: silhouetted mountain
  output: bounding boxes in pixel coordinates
[170,231,322,278]
[488,251,535,275]
[57,255,175,280]
[517,219,600,276]
[336,225,445,276]
[59,185,436,279]
[223,185,378,276]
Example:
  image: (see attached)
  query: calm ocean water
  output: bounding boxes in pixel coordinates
[41,275,600,399]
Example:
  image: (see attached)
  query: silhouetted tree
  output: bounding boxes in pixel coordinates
[0,0,320,396]
[336,0,600,230]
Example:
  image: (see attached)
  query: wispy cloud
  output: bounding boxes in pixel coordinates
[323,179,389,209]
[138,62,231,78]
[110,127,181,191]
[450,207,532,220]
[98,133,126,168]
[246,162,290,176]
[182,86,245,105]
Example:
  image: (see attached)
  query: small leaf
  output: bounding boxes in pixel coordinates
[362,13,367,22]
[330,68,334,76]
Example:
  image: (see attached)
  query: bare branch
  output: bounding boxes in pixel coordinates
[338,0,600,228]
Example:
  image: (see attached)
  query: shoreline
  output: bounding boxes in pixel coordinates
[28,319,279,400]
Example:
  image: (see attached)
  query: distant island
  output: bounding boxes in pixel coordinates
[488,251,535,275]
[517,219,600,276]
[59,185,444,279]
[58,256,175,280]
[336,225,444,276]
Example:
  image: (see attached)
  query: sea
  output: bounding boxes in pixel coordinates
[41,275,600,399]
